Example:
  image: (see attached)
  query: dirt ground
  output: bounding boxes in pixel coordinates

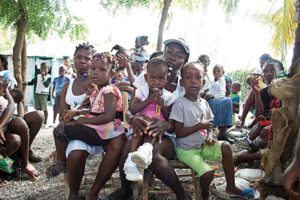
[0,107,236,200]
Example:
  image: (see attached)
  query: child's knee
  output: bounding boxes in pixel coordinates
[221,142,232,155]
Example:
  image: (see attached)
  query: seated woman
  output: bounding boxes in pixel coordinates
[234,60,281,165]
[0,55,41,181]
[204,64,233,141]
[47,44,125,200]
[0,54,44,163]
[0,80,18,186]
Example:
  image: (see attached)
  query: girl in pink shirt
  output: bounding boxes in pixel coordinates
[124,58,174,181]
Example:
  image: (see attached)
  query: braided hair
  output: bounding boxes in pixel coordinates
[74,42,96,57]
[92,52,119,73]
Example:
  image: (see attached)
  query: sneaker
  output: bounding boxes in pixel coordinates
[123,153,143,182]
[131,143,153,169]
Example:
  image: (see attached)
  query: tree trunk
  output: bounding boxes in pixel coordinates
[13,1,26,89]
[21,37,27,92]
[260,1,300,198]
[289,0,300,77]
[156,0,172,51]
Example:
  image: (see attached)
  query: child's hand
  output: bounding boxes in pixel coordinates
[156,97,164,108]
[117,52,130,68]
[62,110,77,123]
[148,91,160,102]
[86,83,98,96]
[198,118,213,130]
[205,133,217,146]
[250,76,261,93]
[0,129,5,145]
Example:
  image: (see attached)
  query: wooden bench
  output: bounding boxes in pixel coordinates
[133,160,202,200]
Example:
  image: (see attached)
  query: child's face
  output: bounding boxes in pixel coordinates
[40,65,48,74]
[90,59,111,87]
[114,71,124,82]
[131,62,143,76]
[263,64,277,84]
[59,67,65,76]
[232,84,241,93]
[145,64,168,91]
[213,66,224,79]
[181,64,205,97]
[74,49,93,76]
[64,59,71,67]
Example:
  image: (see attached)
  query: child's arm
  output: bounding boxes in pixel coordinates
[16,102,25,118]
[42,76,51,88]
[130,90,157,114]
[52,84,56,99]
[251,77,264,117]
[26,77,37,86]
[0,90,15,143]
[173,119,213,138]
[76,93,117,125]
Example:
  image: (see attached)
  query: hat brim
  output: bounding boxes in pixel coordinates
[163,39,190,55]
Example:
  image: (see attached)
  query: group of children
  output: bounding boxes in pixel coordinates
[1,39,286,200]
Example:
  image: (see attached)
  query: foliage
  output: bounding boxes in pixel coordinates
[100,0,203,15]
[219,0,240,21]
[271,0,297,63]
[0,25,14,52]
[227,68,254,102]
[0,0,87,41]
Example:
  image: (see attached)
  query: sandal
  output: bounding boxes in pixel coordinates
[22,164,40,181]
[228,188,260,199]
[46,164,65,178]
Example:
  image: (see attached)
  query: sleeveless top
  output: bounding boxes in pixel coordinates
[66,79,86,109]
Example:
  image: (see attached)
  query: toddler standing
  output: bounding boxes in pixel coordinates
[52,66,69,125]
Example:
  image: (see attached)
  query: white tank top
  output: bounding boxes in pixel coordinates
[65,79,86,110]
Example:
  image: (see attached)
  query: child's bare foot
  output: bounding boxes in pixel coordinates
[23,163,40,181]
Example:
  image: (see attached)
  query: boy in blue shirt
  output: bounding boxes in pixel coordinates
[52,66,69,125]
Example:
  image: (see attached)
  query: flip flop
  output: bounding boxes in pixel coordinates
[228,188,260,199]
[46,164,65,178]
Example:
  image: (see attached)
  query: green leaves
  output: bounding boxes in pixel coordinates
[0,0,88,41]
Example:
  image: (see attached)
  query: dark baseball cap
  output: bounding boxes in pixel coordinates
[163,38,190,62]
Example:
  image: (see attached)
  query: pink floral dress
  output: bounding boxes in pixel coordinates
[84,85,125,139]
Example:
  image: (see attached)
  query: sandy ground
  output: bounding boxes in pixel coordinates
[0,106,235,200]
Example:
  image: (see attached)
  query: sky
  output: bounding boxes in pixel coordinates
[26,0,292,72]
